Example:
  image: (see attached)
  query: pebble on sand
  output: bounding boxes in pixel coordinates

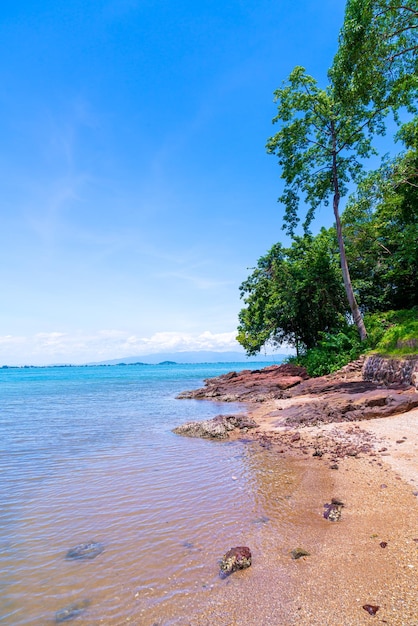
[362,604,379,616]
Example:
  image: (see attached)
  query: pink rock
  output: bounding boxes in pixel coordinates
[220,546,252,577]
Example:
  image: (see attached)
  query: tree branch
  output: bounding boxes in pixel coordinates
[306,137,329,150]
[337,103,391,154]
[376,241,392,254]
[388,44,418,60]
[386,5,418,16]
[385,23,418,39]
[376,5,418,18]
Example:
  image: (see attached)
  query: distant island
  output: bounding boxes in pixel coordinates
[88,351,286,366]
[0,351,287,369]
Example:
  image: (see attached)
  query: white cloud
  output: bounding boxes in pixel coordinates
[0,329,243,366]
[138,330,238,352]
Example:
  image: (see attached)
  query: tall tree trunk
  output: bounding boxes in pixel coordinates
[331,139,368,341]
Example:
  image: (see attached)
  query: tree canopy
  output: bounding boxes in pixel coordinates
[265,66,379,339]
[237,0,418,358]
[331,0,418,111]
[237,233,346,355]
[343,124,418,311]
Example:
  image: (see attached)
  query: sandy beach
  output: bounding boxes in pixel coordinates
[179,367,418,625]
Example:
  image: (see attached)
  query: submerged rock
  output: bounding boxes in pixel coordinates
[173,414,257,439]
[220,546,252,577]
[252,516,270,525]
[65,542,104,560]
[55,599,90,623]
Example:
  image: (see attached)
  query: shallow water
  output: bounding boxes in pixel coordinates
[0,362,299,625]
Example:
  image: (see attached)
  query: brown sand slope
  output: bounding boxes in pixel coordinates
[175,362,418,625]
[187,453,418,625]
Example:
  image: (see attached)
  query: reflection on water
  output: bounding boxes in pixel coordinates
[0,364,300,625]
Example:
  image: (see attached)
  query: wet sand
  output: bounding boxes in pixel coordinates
[186,403,418,625]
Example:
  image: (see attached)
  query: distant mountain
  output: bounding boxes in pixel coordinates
[88,351,288,366]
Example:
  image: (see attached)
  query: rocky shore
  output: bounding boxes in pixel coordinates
[174,356,418,625]
[174,356,418,466]
[175,357,418,440]
[176,363,310,402]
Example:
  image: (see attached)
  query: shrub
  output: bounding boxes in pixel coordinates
[366,307,418,356]
[289,307,417,376]
[288,326,363,377]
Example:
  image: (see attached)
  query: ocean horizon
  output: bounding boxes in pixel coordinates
[0,350,288,369]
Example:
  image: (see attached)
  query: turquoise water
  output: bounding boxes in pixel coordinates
[0,362,296,625]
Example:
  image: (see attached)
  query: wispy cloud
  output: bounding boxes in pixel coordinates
[156,270,232,290]
[0,335,26,346]
[138,330,238,351]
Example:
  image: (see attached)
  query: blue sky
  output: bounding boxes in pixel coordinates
[0,0,347,365]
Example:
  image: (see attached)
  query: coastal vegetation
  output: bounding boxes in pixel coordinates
[287,308,418,377]
[237,0,417,374]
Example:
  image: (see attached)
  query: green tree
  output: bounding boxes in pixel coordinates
[332,0,418,110]
[237,233,346,356]
[343,125,418,310]
[266,66,388,340]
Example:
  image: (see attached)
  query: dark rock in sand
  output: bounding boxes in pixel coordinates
[220,546,252,577]
[172,414,257,439]
[323,499,344,522]
[65,542,104,560]
[290,547,310,560]
[362,604,379,616]
[55,599,90,623]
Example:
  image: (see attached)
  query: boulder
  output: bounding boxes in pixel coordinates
[173,414,257,439]
[278,386,418,427]
[363,355,418,388]
[220,546,252,577]
[177,364,308,402]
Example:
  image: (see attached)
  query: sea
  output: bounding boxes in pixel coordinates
[0,362,301,625]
